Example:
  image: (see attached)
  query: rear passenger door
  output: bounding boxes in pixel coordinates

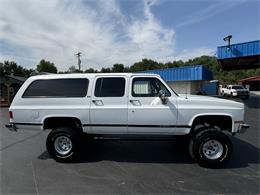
[90,76,128,133]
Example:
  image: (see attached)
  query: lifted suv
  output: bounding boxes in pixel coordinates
[6,73,249,168]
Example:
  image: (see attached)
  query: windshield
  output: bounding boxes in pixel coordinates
[232,85,244,89]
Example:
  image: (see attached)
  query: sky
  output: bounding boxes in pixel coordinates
[0,0,259,71]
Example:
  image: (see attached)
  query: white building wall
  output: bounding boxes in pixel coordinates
[167,81,204,95]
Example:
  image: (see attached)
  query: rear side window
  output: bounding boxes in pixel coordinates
[94,77,125,97]
[23,79,89,98]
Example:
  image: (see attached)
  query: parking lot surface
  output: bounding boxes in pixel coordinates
[1,95,259,194]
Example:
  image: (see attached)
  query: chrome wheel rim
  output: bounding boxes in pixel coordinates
[54,136,72,155]
[202,140,223,160]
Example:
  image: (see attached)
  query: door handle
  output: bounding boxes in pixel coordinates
[129,100,141,106]
[92,100,104,106]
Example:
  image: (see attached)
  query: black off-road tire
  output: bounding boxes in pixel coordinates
[189,128,233,168]
[46,127,82,162]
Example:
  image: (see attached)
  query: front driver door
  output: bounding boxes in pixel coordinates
[128,76,178,134]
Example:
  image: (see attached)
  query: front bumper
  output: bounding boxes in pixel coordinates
[233,92,249,97]
[5,123,17,132]
[237,123,250,133]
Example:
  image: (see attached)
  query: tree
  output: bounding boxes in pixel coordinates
[68,66,77,73]
[165,60,184,68]
[84,68,97,73]
[130,59,162,72]
[255,69,260,76]
[100,67,111,73]
[36,59,57,73]
[112,64,125,72]
[0,61,33,77]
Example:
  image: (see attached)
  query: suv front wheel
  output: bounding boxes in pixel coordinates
[189,128,232,168]
[46,127,81,162]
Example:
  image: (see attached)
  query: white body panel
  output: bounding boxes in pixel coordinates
[176,94,244,131]
[8,73,246,135]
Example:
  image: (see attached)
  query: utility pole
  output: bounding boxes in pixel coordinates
[75,52,82,71]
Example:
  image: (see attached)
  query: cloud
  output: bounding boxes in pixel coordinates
[174,47,216,61]
[0,0,213,71]
[155,47,216,63]
[124,0,175,62]
[176,0,247,28]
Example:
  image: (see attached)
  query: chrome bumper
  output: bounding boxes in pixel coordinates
[5,123,17,132]
[237,123,250,133]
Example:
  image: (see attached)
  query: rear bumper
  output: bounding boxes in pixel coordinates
[5,123,17,132]
[237,123,250,133]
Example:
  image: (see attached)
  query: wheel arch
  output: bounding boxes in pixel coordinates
[42,115,83,133]
[189,113,233,134]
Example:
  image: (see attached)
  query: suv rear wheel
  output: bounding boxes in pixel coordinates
[189,128,232,168]
[46,127,81,162]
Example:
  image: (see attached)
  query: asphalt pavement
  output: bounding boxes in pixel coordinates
[0,95,259,194]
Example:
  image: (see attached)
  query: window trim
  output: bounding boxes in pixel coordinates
[131,77,171,97]
[94,77,126,98]
[22,78,89,98]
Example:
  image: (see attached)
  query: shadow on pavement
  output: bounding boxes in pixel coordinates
[242,96,260,109]
[225,136,260,169]
[38,136,260,169]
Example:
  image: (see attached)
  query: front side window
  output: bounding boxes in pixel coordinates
[94,77,125,97]
[132,77,171,97]
[23,79,89,98]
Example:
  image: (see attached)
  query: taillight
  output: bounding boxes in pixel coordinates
[9,111,13,119]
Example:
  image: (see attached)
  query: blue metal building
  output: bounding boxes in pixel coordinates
[217,40,260,70]
[141,65,213,81]
[141,65,213,94]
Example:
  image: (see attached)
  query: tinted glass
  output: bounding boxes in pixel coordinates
[95,77,125,97]
[232,86,244,89]
[23,79,89,98]
[132,77,171,97]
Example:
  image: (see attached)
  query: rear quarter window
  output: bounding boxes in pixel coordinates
[22,78,89,98]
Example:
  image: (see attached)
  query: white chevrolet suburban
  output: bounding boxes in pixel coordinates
[6,73,249,168]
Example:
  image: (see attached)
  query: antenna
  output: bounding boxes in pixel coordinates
[185,83,188,99]
[75,52,82,71]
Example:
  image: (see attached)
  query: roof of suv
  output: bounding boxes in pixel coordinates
[27,73,160,80]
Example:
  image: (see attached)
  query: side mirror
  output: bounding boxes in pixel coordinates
[158,90,167,104]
